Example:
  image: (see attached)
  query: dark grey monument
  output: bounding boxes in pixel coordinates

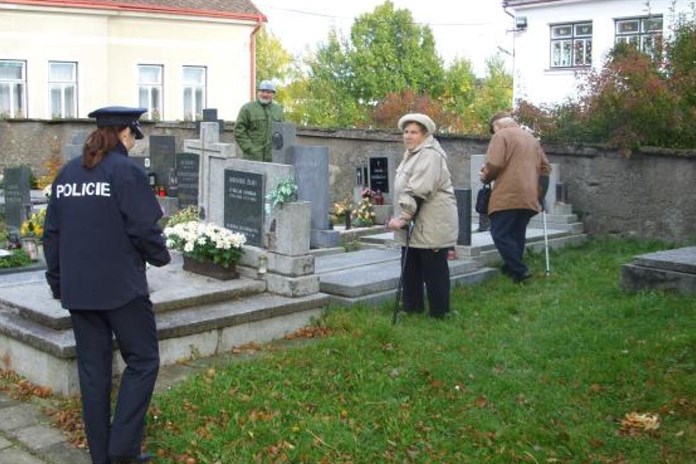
[176,153,199,209]
[223,169,265,247]
[149,135,176,191]
[454,188,472,246]
[271,122,297,164]
[3,166,32,232]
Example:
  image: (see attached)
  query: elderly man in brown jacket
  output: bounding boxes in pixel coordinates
[480,112,551,283]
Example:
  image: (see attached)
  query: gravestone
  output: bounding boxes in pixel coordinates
[368,154,396,202]
[3,167,32,232]
[183,121,237,221]
[196,108,224,133]
[176,153,200,209]
[64,130,89,160]
[224,170,265,247]
[289,145,340,248]
[271,122,297,164]
[454,189,472,246]
[149,135,176,192]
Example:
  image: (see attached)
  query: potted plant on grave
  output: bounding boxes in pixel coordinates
[265,177,298,214]
[331,197,353,230]
[19,208,46,261]
[352,188,376,228]
[164,222,246,280]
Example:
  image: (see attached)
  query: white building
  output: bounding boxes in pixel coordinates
[503,0,693,106]
[0,0,266,121]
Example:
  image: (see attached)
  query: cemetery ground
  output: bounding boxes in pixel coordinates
[0,238,694,463]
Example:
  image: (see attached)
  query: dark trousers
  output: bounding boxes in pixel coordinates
[401,247,450,318]
[70,297,160,464]
[490,209,536,280]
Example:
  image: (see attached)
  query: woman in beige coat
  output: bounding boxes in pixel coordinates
[386,113,458,318]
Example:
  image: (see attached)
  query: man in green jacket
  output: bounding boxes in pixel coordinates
[234,80,284,161]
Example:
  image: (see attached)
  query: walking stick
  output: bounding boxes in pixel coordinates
[392,220,414,325]
[542,201,551,277]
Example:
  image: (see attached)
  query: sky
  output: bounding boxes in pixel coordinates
[253,0,513,76]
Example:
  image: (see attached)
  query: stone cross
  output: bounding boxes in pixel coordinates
[183,121,237,221]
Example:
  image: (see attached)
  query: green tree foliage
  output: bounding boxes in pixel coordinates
[255,28,294,85]
[278,1,512,133]
[348,1,444,103]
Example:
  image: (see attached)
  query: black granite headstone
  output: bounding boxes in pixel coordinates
[223,170,265,247]
[176,153,199,209]
[454,188,472,246]
[369,157,389,193]
[3,166,32,232]
[149,135,176,191]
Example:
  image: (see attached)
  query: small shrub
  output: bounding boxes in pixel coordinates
[0,249,32,269]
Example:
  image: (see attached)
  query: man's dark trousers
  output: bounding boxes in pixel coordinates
[490,209,536,281]
[70,297,159,464]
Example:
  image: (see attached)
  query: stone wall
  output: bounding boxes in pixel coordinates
[1,119,694,243]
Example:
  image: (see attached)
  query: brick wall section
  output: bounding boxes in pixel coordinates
[1,119,694,242]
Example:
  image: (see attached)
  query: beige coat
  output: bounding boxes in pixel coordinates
[483,126,552,215]
[392,136,458,249]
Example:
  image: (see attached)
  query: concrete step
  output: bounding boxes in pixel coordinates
[316,245,487,298]
[0,290,329,395]
[327,267,498,307]
[0,254,267,331]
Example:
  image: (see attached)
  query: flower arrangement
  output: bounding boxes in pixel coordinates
[165,205,200,228]
[265,177,298,214]
[20,208,47,238]
[352,191,376,227]
[330,198,353,225]
[164,221,246,268]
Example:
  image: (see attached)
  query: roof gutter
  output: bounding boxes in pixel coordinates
[0,0,266,22]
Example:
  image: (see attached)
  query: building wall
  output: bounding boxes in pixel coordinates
[511,0,686,105]
[1,120,694,243]
[0,6,255,120]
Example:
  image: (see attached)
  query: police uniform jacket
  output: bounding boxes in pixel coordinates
[43,142,170,310]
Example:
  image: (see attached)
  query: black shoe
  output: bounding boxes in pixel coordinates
[111,453,152,464]
[512,271,533,283]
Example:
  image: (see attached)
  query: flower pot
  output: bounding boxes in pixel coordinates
[183,255,239,280]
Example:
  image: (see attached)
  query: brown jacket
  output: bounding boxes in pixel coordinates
[482,126,551,215]
[393,136,458,249]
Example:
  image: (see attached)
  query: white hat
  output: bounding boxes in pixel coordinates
[258,80,277,92]
[397,113,436,134]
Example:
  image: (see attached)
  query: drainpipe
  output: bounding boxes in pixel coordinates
[249,21,264,100]
[503,5,518,106]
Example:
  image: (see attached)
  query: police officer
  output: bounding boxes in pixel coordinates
[234,80,284,161]
[43,106,170,464]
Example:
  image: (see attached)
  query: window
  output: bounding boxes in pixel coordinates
[0,60,27,118]
[49,61,77,118]
[183,66,206,121]
[550,22,592,68]
[138,64,163,120]
[615,16,663,58]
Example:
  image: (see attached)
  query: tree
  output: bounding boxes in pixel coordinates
[348,1,444,103]
[255,28,294,92]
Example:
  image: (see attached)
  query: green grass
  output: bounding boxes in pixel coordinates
[146,238,696,463]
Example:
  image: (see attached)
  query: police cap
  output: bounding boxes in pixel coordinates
[87,106,147,139]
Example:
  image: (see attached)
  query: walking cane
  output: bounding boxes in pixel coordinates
[542,201,551,277]
[392,220,414,325]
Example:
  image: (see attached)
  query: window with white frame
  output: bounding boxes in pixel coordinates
[183,66,206,121]
[615,16,663,58]
[138,64,163,120]
[49,61,77,118]
[0,60,27,118]
[550,22,593,68]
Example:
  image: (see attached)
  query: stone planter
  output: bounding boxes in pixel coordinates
[271,201,311,256]
[183,255,239,280]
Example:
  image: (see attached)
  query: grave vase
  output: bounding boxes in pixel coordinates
[183,255,240,280]
[344,213,352,230]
